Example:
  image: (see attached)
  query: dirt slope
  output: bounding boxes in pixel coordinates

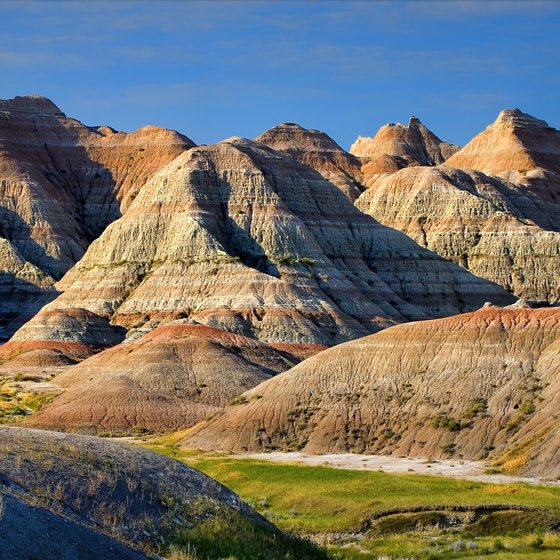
[183,305,560,477]
[30,322,298,434]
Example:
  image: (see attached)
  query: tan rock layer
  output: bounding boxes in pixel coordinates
[30,323,298,433]
[182,306,560,477]
[256,123,364,201]
[0,95,193,335]
[355,165,560,302]
[19,137,513,349]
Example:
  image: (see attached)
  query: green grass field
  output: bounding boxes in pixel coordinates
[144,437,560,559]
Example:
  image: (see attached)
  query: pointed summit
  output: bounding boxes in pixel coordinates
[256,123,364,200]
[350,117,460,187]
[446,108,560,175]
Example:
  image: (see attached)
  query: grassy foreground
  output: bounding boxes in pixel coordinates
[143,436,560,559]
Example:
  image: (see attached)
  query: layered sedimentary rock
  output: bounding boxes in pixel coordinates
[183,305,560,477]
[0,308,126,367]
[445,109,560,177]
[445,109,560,225]
[30,322,297,433]
[0,95,194,337]
[15,137,513,354]
[256,123,364,200]
[355,110,560,302]
[350,117,460,187]
[0,237,54,339]
[356,165,560,302]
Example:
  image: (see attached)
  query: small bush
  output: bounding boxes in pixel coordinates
[493,538,506,551]
[432,414,460,431]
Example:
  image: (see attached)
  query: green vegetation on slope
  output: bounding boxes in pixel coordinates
[1,427,328,560]
[0,377,58,421]
[144,437,560,559]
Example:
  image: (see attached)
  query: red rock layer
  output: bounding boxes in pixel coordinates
[183,306,560,477]
[0,340,104,366]
[30,322,298,434]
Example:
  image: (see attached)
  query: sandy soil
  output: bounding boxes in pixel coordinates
[242,452,560,486]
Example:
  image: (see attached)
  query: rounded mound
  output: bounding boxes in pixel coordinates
[0,426,327,560]
[183,307,560,477]
[29,323,297,434]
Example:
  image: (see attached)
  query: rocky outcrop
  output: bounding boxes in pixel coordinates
[256,123,364,200]
[182,306,560,477]
[0,308,126,368]
[356,165,560,302]
[30,322,298,434]
[0,427,325,560]
[9,308,125,345]
[0,340,103,368]
[445,109,560,176]
[350,117,460,187]
[0,237,55,339]
[18,137,513,353]
[0,95,194,337]
[445,109,560,230]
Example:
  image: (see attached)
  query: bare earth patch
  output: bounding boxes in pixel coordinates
[242,452,560,486]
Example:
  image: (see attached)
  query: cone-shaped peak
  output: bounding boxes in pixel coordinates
[350,117,460,171]
[256,122,344,152]
[256,122,364,200]
[446,108,560,175]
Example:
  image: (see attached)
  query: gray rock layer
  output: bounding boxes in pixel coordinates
[16,137,513,349]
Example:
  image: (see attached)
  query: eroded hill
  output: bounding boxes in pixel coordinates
[0,95,194,338]
[183,305,560,477]
[10,137,511,360]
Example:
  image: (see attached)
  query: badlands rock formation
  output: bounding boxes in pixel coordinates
[0,308,126,367]
[446,108,560,176]
[356,165,560,302]
[350,116,460,187]
[0,237,54,339]
[256,122,364,200]
[183,305,560,477]
[355,110,560,302]
[0,95,193,337]
[30,322,297,433]
[14,137,513,357]
[446,109,560,226]
[0,427,325,560]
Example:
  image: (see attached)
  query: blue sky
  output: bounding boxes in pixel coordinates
[2,0,559,149]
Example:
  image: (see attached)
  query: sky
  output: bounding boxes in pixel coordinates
[2,0,560,149]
